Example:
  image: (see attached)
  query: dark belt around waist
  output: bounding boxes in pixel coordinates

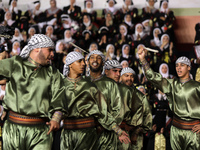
[8,111,49,125]
[172,116,200,130]
[63,117,98,130]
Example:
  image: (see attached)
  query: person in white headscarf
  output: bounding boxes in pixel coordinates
[10,41,21,57]
[45,25,57,41]
[150,28,162,47]
[142,0,158,18]
[3,11,16,27]
[9,0,22,20]
[105,44,116,61]
[123,13,134,34]
[120,44,133,64]
[27,27,36,41]
[11,28,23,43]
[120,60,129,68]
[88,42,98,52]
[130,23,147,41]
[120,0,138,23]
[82,0,97,22]
[55,41,65,54]
[102,0,119,19]
[114,24,129,48]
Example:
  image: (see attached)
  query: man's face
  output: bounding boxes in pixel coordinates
[89,54,103,72]
[38,47,54,66]
[121,73,134,87]
[70,59,85,75]
[105,68,122,82]
[176,63,190,79]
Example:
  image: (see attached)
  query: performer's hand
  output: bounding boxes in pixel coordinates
[118,131,131,144]
[46,120,60,135]
[137,46,146,61]
[192,125,200,133]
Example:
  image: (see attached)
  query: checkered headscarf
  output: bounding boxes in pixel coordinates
[87,50,105,63]
[63,51,84,77]
[175,56,191,67]
[105,60,122,70]
[20,34,55,58]
[121,67,136,76]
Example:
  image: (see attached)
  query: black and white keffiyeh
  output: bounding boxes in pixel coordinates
[176,56,191,67]
[63,52,84,77]
[87,50,105,63]
[105,60,122,70]
[121,67,135,76]
[20,34,55,59]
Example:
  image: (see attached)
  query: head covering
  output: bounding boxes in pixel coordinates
[89,42,98,52]
[11,28,23,42]
[124,0,133,5]
[176,56,191,67]
[63,52,84,76]
[82,30,92,36]
[122,44,130,58]
[121,67,135,76]
[87,50,105,63]
[160,0,169,13]
[84,0,93,8]
[61,14,71,22]
[55,41,63,52]
[33,0,40,7]
[107,0,117,4]
[28,27,36,35]
[98,26,109,36]
[120,60,129,67]
[106,44,115,52]
[105,60,122,70]
[159,63,169,78]
[135,23,144,36]
[160,0,168,8]
[161,34,169,43]
[119,24,128,36]
[137,85,146,93]
[124,14,133,27]
[20,34,54,59]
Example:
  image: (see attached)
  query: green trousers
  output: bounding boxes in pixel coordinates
[170,125,200,150]
[3,120,53,150]
[60,128,98,150]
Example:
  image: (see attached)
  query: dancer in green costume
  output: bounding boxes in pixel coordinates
[86,50,130,149]
[0,34,67,150]
[138,47,200,150]
[61,51,130,150]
